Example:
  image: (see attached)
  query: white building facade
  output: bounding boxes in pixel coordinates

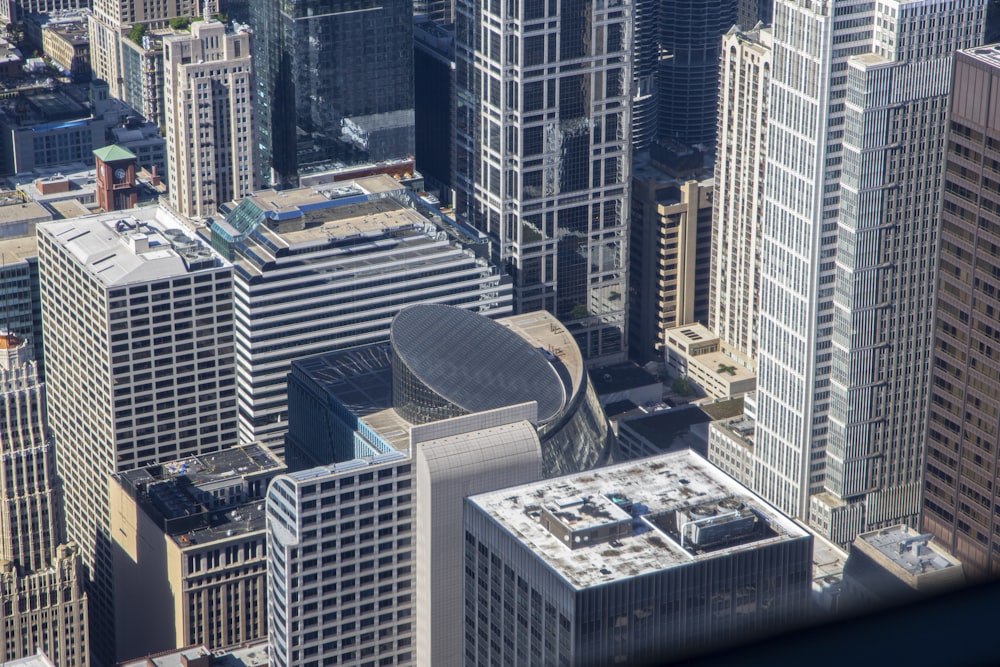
[164,19,257,219]
[709,25,772,366]
[211,178,513,454]
[37,206,237,660]
[754,0,985,545]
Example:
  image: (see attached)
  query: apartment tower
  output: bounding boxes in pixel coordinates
[89,0,198,99]
[38,206,238,662]
[709,25,772,366]
[754,0,984,547]
[454,0,633,364]
[922,44,1000,579]
[655,0,738,148]
[164,19,258,219]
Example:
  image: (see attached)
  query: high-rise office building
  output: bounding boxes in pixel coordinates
[285,306,612,475]
[628,159,713,361]
[209,175,512,454]
[250,0,414,186]
[630,0,658,150]
[738,0,772,29]
[270,305,610,667]
[413,18,455,203]
[164,19,258,219]
[0,333,90,667]
[37,205,238,662]
[0,333,56,573]
[922,44,1000,579]
[454,0,633,364]
[266,451,417,667]
[655,0,737,148]
[110,443,284,659]
[754,0,984,547]
[464,450,813,666]
[709,25,771,366]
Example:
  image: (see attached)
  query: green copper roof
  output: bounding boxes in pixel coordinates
[93,145,137,163]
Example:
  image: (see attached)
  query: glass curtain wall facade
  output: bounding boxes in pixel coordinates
[454,0,633,364]
[250,0,415,186]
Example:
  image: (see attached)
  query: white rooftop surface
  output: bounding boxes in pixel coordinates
[39,205,228,286]
[2,653,57,667]
[857,526,962,576]
[470,450,808,589]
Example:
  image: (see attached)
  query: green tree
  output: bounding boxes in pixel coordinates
[128,23,147,45]
[169,16,191,30]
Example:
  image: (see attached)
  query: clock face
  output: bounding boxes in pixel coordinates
[114,168,127,180]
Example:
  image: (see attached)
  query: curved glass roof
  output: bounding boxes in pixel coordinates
[390,305,566,422]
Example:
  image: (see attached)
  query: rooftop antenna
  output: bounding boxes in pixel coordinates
[203,0,211,22]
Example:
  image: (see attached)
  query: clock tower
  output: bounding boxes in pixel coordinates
[94,144,138,212]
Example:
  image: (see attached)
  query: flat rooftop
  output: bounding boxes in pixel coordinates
[711,414,756,449]
[38,205,228,286]
[0,230,38,262]
[590,361,660,395]
[469,450,809,589]
[0,198,50,225]
[620,405,712,449]
[221,174,483,278]
[962,43,1000,68]
[855,526,962,577]
[114,443,285,547]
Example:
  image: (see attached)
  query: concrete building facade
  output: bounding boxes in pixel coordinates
[37,205,238,661]
[0,335,89,666]
[464,450,813,666]
[922,44,1000,579]
[628,160,713,362]
[110,444,285,660]
[753,0,985,547]
[164,19,257,219]
[209,175,513,454]
[710,25,771,366]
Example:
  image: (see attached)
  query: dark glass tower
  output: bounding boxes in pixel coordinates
[250,0,416,186]
[454,0,633,364]
[655,0,737,148]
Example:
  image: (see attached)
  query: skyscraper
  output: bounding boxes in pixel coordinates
[0,333,56,573]
[89,0,197,100]
[110,443,284,659]
[209,175,513,454]
[269,305,612,667]
[250,0,415,186]
[922,44,1000,579]
[754,0,985,547]
[164,19,258,218]
[0,333,89,666]
[454,0,633,364]
[654,0,737,148]
[38,206,238,661]
[709,25,771,366]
